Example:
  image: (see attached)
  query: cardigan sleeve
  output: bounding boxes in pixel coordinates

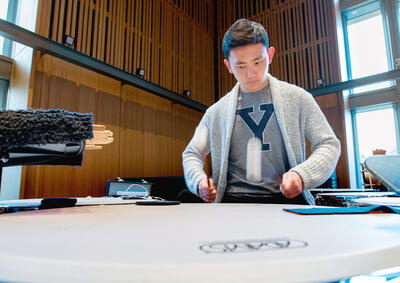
[182,116,210,195]
[289,92,341,190]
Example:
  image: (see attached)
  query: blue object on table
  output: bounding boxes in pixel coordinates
[364,155,400,195]
[283,205,400,215]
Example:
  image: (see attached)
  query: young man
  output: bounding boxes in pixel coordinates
[182,19,340,204]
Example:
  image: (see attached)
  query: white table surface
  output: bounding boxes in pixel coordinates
[1,203,400,282]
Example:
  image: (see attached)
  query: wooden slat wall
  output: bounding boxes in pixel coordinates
[216,0,349,188]
[23,0,349,198]
[22,0,214,198]
[44,0,215,105]
[314,93,349,189]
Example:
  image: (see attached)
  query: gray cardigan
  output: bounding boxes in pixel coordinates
[182,74,341,204]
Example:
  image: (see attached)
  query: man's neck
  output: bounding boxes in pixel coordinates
[240,77,269,93]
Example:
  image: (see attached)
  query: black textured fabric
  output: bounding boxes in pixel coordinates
[222,192,307,204]
[0,143,85,167]
[0,109,93,146]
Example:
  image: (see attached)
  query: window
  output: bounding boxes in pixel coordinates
[0,78,8,109]
[338,0,400,188]
[0,0,11,111]
[0,0,17,57]
[398,0,400,38]
[352,104,400,187]
[342,1,392,94]
[0,0,9,56]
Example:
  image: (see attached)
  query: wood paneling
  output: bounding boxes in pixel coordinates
[23,0,349,198]
[23,0,211,198]
[314,93,349,189]
[23,54,203,198]
[42,0,214,102]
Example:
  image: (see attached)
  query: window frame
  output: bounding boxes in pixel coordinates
[0,55,13,110]
[0,78,9,110]
[351,102,400,188]
[339,0,400,188]
[341,0,393,95]
[1,0,18,57]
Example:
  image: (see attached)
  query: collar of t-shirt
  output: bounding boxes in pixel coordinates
[239,83,270,96]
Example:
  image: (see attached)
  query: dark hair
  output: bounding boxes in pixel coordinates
[222,19,269,60]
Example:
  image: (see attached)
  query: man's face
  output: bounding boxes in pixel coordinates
[224,43,275,93]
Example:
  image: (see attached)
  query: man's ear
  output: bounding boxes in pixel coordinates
[224,59,233,73]
[267,47,275,64]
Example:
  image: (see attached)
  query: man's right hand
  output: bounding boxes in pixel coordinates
[198,177,216,203]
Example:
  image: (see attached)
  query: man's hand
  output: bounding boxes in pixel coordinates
[198,177,216,203]
[280,171,303,198]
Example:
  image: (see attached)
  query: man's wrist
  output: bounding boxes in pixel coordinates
[289,169,304,190]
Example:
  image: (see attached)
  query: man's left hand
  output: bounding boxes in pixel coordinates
[280,171,303,198]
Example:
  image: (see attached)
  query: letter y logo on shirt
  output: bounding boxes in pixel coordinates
[236,104,274,151]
